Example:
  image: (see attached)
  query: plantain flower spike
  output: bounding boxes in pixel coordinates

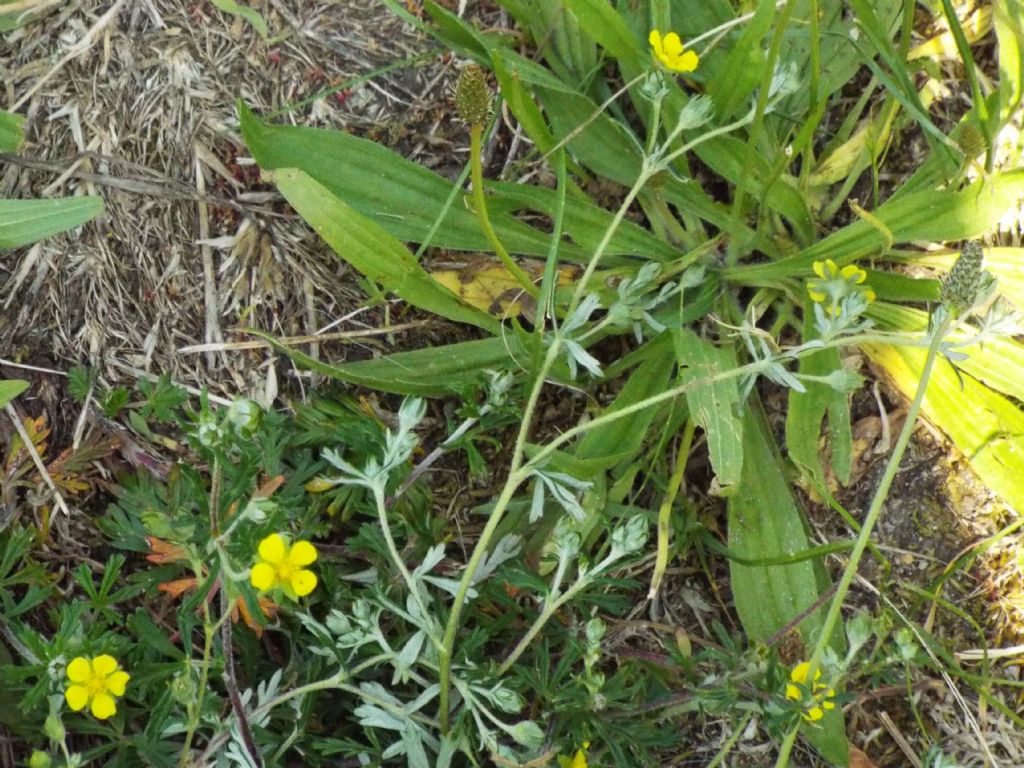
[941,241,988,317]
[454,65,492,127]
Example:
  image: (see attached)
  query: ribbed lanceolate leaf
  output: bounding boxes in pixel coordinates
[0,109,25,152]
[0,197,103,250]
[0,380,29,408]
[786,315,852,488]
[575,348,677,470]
[729,406,849,766]
[239,102,668,265]
[863,341,1024,513]
[270,168,499,334]
[247,331,524,396]
[869,303,1024,403]
[729,170,1024,285]
[672,330,743,491]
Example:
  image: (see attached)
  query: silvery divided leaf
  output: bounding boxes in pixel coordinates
[677,95,714,131]
[610,516,648,557]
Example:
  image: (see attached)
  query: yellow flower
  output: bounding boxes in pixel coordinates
[558,742,590,768]
[785,661,836,722]
[65,655,130,719]
[807,259,875,317]
[648,30,699,73]
[250,533,318,599]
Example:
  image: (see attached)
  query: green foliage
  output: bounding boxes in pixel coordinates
[0,108,103,249]
[6,1,1024,767]
[226,1,1024,763]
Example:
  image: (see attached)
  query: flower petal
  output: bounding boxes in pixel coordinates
[250,562,278,592]
[288,540,318,567]
[65,685,89,711]
[805,705,824,721]
[789,661,810,684]
[67,657,92,683]
[677,50,699,72]
[92,655,118,677]
[841,264,866,283]
[785,683,801,701]
[807,287,827,302]
[663,32,683,57]
[258,533,286,564]
[107,671,130,697]
[291,569,318,597]
[91,693,117,720]
[648,30,661,50]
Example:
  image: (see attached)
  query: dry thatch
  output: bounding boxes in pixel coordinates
[1,0,484,402]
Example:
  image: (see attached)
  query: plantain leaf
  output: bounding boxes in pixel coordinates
[0,197,103,249]
[240,102,666,264]
[729,404,849,766]
[270,168,499,333]
[870,302,1024,403]
[729,170,1024,284]
[575,346,677,470]
[247,331,523,396]
[0,380,29,408]
[210,0,268,38]
[787,313,853,488]
[863,340,1024,513]
[0,109,25,152]
[672,329,743,490]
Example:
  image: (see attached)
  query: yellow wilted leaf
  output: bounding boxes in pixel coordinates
[863,340,1024,513]
[908,6,993,61]
[430,256,577,321]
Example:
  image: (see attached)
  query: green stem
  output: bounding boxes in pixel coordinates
[649,418,695,599]
[469,124,537,299]
[372,484,440,646]
[773,312,951,768]
[437,340,562,733]
[708,713,754,768]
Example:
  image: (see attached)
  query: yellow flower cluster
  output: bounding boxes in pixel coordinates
[648,30,699,73]
[785,661,836,722]
[558,742,590,768]
[65,655,130,719]
[807,259,876,318]
[250,533,318,599]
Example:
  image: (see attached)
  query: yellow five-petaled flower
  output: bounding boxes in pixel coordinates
[648,30,699,73]
[785,661,836,722]
[65,655,130,719]
[250,533,318,599]
[807,258,876,317]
